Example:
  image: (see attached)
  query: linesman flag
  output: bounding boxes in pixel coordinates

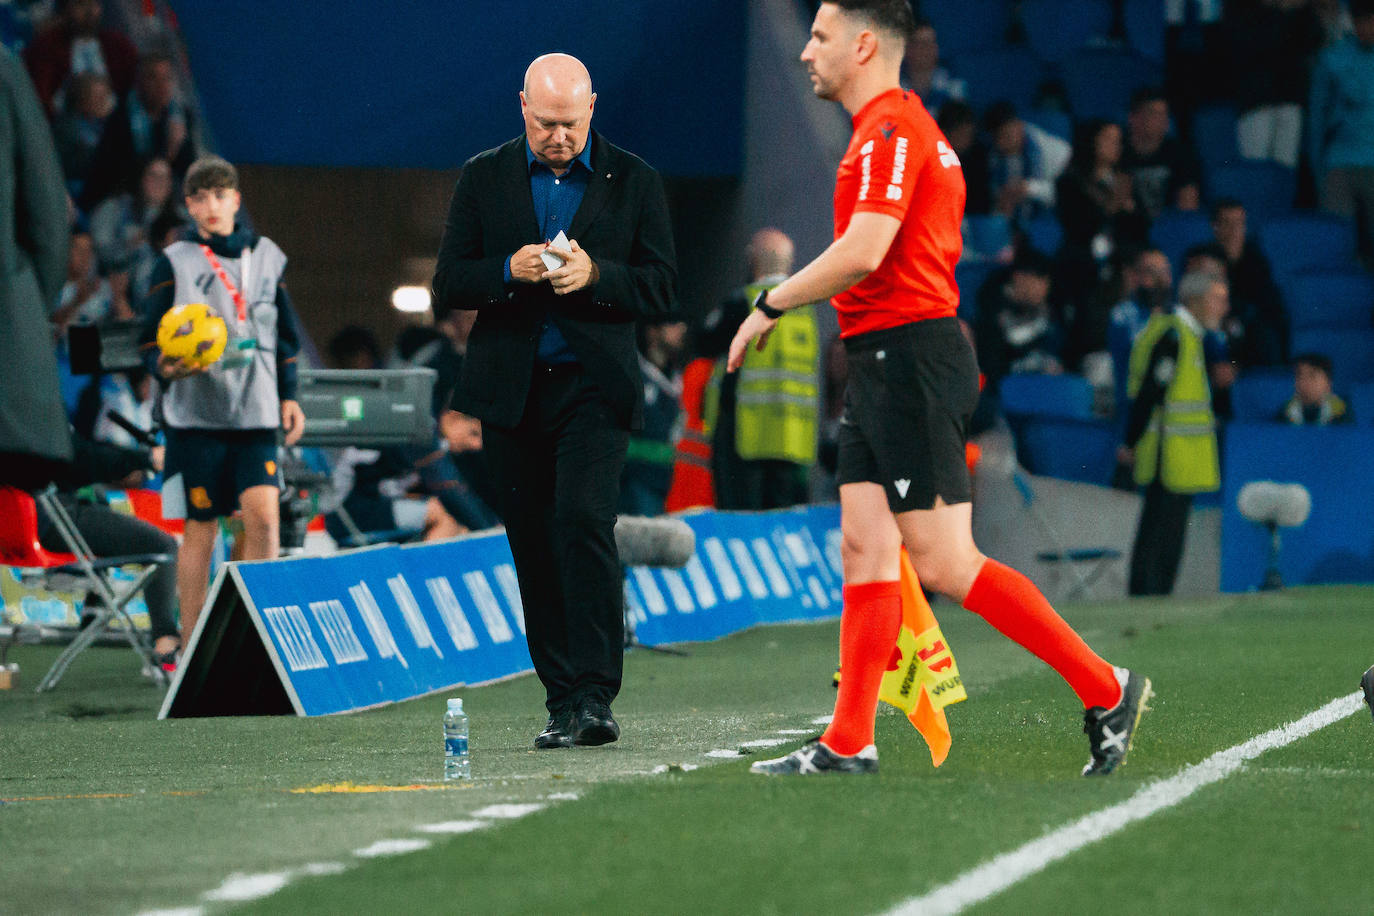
[878,548,967,767]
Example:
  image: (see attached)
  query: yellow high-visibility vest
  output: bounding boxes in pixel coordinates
[705,281,820,464]
[1127,310,1220,494]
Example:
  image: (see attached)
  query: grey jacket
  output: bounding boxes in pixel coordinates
[0,47,71,472]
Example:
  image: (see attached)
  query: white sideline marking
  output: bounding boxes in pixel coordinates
[545,791,581,801]
[886,692,1365,916]
[202,872,292,902]
[299,862,348,876]
[778,729,813,735]
[137,908,203,916]
[651,763,700,774]
[471,802,544,819]
[740,737,792,748]
[811,715,834,725]
[354,838,432,858]
[416,820,489,835]
[706,749,742,758]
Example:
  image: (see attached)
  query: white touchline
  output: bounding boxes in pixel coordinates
[354,838,432,858]
[885,691,1366,916]
[416,819,490,834]
[471,803,545,819]
[201,872,293,902]
[299,862,349,877]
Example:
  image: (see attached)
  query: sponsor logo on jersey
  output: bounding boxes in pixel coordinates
[937,140,961,169]
[887,136,909,201]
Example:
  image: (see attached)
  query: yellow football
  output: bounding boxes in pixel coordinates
[156,303,228,369]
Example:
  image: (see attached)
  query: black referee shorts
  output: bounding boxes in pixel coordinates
[835,317,980,513]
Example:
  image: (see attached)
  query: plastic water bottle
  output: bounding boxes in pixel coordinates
[444,698,470,780]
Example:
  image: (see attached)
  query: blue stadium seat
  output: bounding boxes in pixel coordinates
[999,372,1094,419]
[1191,104,1239,174]
[955,46,1043,111]
[1349,381,1374,426]
[1022,213,1063,256]
[925,0,1013,60]
[1284,271,1374,332]
[1229,369,1293,421]
[1207,162,1297,219]
[965,213,1013,257]
[1123,0,1166,61]
[1024,108,1073,141]
[955,260,997,323]
[1059,47,1162,121]
[1021,0,1114,62]
[1257,213,1358,277]
[1290,327,1374,391]
[1012,415,1118,485]
[1149,209,1214,274]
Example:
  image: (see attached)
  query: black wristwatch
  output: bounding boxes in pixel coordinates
[753,288,784,319]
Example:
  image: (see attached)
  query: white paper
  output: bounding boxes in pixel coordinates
[540,230,570,271]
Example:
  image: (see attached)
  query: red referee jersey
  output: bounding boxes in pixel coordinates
[831,88,966,337]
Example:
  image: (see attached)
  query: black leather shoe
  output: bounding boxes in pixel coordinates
[534,711,573,750]
[571,700,620,746]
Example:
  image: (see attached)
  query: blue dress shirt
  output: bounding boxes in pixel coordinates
[504,141,595,364]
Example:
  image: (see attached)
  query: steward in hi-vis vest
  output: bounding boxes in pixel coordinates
[1123,272,1228,596]
[731,279,821,465]
[1126,310,1220,494]
[704,275,820,510]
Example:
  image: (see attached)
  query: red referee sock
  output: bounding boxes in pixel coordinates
[822,580,903,756]
[962,559,1122,710]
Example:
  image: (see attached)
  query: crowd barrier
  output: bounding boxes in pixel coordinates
[159,505,842,718]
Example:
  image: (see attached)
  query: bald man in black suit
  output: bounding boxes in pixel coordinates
[433,53,677,749]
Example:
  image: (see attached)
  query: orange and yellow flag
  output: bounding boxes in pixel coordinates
[877,548,967,767]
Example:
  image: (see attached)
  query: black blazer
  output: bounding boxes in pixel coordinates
[432,131,677,431]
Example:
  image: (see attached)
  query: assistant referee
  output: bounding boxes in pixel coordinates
[731,0,1152,777]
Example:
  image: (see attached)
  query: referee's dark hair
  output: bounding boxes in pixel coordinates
[831,0,917,42]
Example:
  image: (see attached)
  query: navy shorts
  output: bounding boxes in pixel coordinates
[163,428,280,521]
[835,318,980,512]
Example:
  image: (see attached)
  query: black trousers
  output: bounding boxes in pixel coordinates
[38,496,180,640]
[1128,480,1193,597]
[713,454,809,511]
[482,364,628,715]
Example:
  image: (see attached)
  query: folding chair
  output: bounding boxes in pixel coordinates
[1010,470,1123,602]
[0,485,172,691]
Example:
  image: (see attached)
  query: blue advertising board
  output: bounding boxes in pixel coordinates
[160,505,842,718]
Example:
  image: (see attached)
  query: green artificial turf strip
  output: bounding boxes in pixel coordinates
[2,587,1371,915]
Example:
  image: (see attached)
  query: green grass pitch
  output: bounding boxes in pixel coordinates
[2,586,1371,914]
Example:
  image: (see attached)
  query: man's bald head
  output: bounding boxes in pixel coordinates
[521,53,597,171]
[748,228,795,279]
[524,53,593,100]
